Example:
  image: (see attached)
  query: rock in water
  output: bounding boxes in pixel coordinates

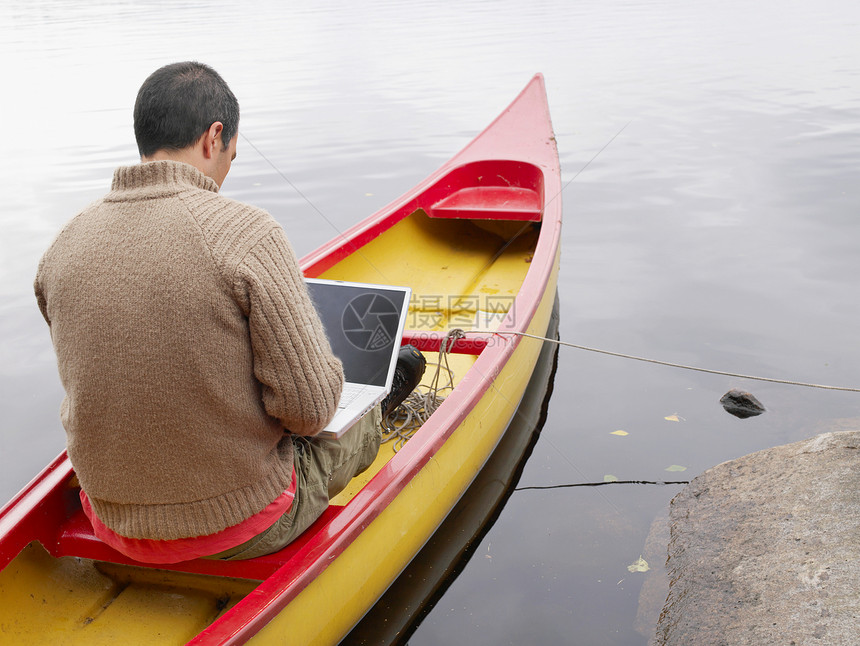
[654,431,860,645]
[720,389,765,418]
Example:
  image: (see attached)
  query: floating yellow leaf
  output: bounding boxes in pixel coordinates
[664,414,685,422]
[627,556,650,573]
[665,465,688,472]
[610,430,629,436]
[603,474,619,482]
[365,192,374,196]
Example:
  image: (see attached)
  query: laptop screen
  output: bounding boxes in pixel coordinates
[305,280,411,388]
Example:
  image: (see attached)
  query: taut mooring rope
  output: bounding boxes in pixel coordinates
[380,326,858,451]
[461,329,860,393]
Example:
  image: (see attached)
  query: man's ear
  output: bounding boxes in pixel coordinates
[202,122,224,158]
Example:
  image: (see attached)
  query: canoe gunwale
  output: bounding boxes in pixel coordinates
[0,453,72,571]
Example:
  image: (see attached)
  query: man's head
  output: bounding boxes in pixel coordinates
[134,62,239,187]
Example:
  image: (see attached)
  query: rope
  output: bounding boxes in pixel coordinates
[380,326,858,451]
[380,329,464,451]
[460,329,860,393]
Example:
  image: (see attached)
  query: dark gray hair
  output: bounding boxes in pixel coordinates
[133,62,239,157]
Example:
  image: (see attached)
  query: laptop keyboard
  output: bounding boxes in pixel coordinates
[337,383,366,409]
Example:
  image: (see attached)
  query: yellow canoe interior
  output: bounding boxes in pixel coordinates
[0,209,542,645]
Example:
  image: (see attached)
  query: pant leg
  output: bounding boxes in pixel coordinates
[211,406,381,560]
[305,404,383,499]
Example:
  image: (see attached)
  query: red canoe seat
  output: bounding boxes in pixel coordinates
[429,185,542,221]
[48,504,342,581]
[423,159,545,222]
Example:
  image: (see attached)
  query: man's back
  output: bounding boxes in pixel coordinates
[31,62,394,563]
[35,160,343,541]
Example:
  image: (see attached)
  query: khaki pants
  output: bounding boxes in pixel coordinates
[209,407,382,560]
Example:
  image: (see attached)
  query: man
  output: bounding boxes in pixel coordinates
[34,61,422,563]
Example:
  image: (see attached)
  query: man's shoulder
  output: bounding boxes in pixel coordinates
[184,189,275,226]
[212,193,277,226]
[183,193,283,267]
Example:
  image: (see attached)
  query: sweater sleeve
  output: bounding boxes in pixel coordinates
[34,275,49,325]
[34,248,53,326]
[236,227,344,436]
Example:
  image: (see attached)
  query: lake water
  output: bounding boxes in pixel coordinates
[2,1,859,643]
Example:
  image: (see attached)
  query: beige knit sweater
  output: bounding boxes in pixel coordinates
[34,161,344,540]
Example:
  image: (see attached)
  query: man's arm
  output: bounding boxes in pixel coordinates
[237,227,344,436]
[34,256,52,327]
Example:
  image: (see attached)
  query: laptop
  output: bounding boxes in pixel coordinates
[305,278,412,439]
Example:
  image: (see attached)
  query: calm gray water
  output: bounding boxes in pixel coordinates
[2,1,859,643]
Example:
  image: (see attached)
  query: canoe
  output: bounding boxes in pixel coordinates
[0,73,561,645]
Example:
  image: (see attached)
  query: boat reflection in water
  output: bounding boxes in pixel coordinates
[346,295,561,645]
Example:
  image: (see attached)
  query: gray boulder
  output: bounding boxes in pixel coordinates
[654,430,860,645]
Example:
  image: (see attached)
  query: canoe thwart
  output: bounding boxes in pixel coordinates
[402,330,494,354]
